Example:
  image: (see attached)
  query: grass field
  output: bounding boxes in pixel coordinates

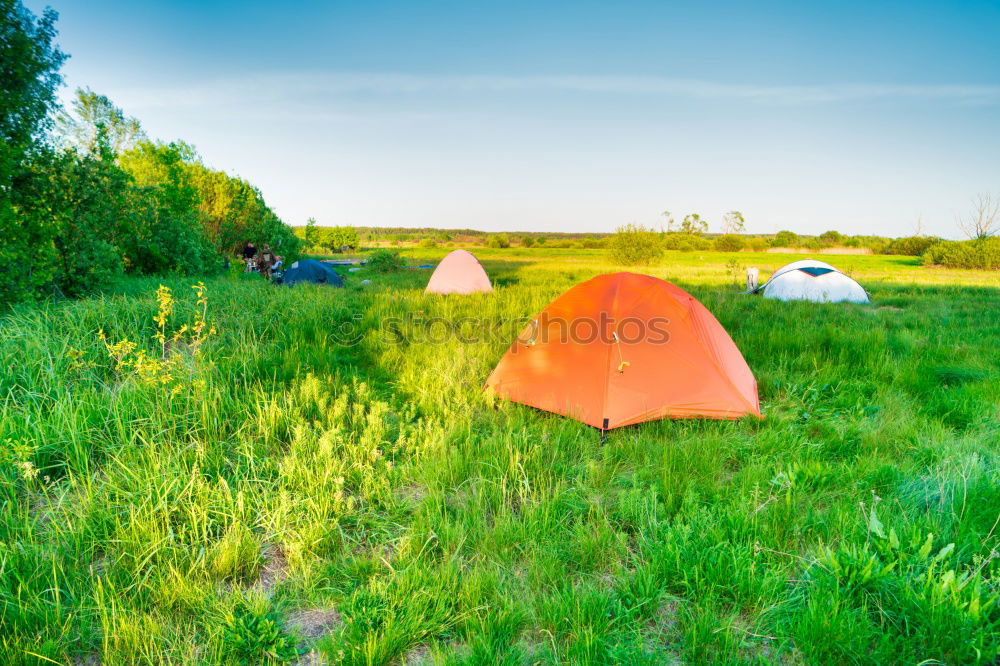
[1,248,998,664]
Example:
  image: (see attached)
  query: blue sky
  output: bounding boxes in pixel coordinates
[29,0,1000,237]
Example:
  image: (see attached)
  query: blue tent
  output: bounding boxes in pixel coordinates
[282,259,345,287]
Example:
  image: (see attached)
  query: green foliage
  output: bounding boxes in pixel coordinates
[304,217,318,248]
[883,235,942,256]
[923,237,1000,269]
[609,224,663,264]
[680,213,708,235]
[713,234,745,252]
[817,229,845,246]
[366,249,405,273]
[0,0,66,306]
[0,0,65,166]
[662,232,712,251]
[57,87,145,155]
[771,230,801,247]
[223,602,300,664]
[418,238,438,248]
[486,233,510,249]
[520,236,535,248]
[721,211,745,234]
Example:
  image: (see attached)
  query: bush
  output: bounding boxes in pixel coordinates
[883,235,941,256]
[922,238,1000,269]
[520,236,535,248]
[818,230,845,246]
[609,224,663,265]
[486,233,510,249]
[746,237,769,252]
[366,249,405,273]
[580,235,606,249]
[771,230,800,248]
[662,233,711,251]
[418,238,438,248]
[714,234,745,252]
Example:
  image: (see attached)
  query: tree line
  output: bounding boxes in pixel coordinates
[0,2,300,307]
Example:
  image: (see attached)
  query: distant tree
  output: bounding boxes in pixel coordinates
[57,88,146,155]
[304,217,318,248]
[535,236,547,245]
[486,233,510,248]
[771,230,801,247]
[722,211,745,234]
[609,224,664,265]
[818,229,845,246]
[521,236,535,248]
[661,210,676,232]
[680,213,708,235]
[714,234,745,252]
[958,193,999,239]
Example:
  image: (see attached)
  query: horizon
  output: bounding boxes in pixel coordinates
[28,0,1000,240]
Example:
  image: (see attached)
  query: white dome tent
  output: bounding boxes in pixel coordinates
[753,259,869,303]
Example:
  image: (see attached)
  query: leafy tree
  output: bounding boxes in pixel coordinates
[520,236,535,248]
[304,217,318,248]
[680,213,708,235]
[714,234,745,252]
[535,236,547,245]
[609,224,663,265]
[771,230,801,247]
[312,226,359,253]
[0,0,66,305]
[486,233,510,248]
[366,249,405,273]
[818,229,845,246]
[722,211,745,234]
[661,210,676,232]
[56,87,145,155]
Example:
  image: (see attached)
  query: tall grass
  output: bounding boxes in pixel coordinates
[1,250,998,664]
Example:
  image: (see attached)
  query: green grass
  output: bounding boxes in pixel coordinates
[1,248,998,664]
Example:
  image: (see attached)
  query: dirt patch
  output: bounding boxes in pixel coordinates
[287,607,342,641]
[399,644,431,664]
[396,484,427,505]
[256,544,289,595]
[72,655,101,666]
[648,598,679,636]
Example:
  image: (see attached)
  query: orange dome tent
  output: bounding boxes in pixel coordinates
[425,250,493,294]
[485,272,759,430]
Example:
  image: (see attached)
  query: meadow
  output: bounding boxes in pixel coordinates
[1,248,998,665]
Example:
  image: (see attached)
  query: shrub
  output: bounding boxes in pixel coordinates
[580,235,606,249]
[520,236,535,248]
[609,224,663,265]
[818,230,845,246]
[746,237,769,252]
[771,230,800,247]
[922,237,1000,269]
[714,234,745,252]
[366,249,405,273]
[662,233,711,251]
[418,238,438,248]
[883,235,941,256]
[486,233,510,249]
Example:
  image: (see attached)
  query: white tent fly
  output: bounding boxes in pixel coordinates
[754,259,869,303]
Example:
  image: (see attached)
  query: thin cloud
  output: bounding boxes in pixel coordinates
[82,73,1000,113]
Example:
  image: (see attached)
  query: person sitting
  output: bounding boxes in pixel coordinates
[242,241,257,272]
[271,255,283,273]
